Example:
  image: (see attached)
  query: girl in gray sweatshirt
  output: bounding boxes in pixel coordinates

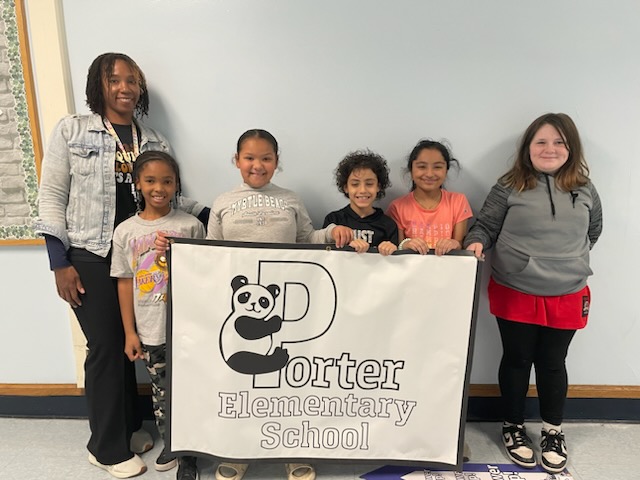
[464,113,602,475]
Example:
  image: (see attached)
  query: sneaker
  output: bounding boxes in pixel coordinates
[130,428,154,454]
[502,424,536,468]
[540,429,568,474]
[285,463,316,480]
[154,447,177,472]
[216,462,248,480]
[177,456,199,480]
[88,452,147,479]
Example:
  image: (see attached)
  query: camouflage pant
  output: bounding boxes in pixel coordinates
[141,343,168,439]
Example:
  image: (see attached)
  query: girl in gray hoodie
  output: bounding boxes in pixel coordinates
[464,113,602,475]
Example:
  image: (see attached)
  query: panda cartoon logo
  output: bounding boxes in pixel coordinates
[220,275,290,375]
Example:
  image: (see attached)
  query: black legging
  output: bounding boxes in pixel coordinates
[496,317,576,426]
[69,248,142,465]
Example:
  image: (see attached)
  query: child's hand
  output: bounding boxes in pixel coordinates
[349,239,370,253]
[377,241,398,256]
[466,242,485,259]
[155,231,170,255]
[124,333,144,362]
[404,238,430,255]
[332,226,354,248]
[434,238,461,256]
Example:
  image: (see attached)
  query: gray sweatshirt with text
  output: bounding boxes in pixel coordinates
[207,182,335,244]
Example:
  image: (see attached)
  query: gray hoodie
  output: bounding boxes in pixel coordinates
[464,175,602,295]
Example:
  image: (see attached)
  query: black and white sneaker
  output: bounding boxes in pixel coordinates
[178,456,199,480]
[154,447,177,471]
[540,429,568,474]
[502,424,536,468]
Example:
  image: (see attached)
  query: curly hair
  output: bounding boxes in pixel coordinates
[500,113,589,192]
[85,53,149,118]
[334,149,391,199]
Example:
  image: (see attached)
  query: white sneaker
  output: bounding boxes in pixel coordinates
[130,428,154,454]
[285,463,316,480]
[88,452,147,479]
[216,462,248,480]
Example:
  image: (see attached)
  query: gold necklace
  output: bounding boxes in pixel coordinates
[414,190,442,210]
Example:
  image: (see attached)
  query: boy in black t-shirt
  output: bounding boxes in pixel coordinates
[323,150,398,255]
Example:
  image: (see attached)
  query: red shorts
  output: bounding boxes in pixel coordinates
[488,277,590,330]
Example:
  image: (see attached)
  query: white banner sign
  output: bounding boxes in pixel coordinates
[167,241,480,468]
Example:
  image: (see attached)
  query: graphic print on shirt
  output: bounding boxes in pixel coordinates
[353,229,375,244]
[130,230,180,304]
[115,143,136,186]
[227,192,288,228]
[407,220,452,249]
[387,191,472,250]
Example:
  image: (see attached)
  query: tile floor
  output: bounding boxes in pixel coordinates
[0,418,637,479]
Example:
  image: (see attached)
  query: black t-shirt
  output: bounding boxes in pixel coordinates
[112,122,139,227]
[323,205,399,248]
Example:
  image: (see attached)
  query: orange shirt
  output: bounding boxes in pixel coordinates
[387,190,472,248]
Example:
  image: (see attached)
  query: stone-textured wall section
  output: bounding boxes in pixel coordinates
[0,0,40,241]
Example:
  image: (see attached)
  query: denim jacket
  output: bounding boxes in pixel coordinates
[34,113,204,257]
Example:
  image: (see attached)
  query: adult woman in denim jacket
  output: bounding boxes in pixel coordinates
[35,53,208,479]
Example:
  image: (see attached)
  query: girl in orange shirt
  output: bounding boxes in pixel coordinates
[387,140,472,255]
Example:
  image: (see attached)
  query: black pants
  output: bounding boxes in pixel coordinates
[70,248,142,465]
[496,317,576,426]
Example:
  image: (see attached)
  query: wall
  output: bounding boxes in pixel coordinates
[0,0,76,384]
[1,0,639,387]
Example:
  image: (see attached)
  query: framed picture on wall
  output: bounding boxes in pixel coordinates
[0,0,43,245]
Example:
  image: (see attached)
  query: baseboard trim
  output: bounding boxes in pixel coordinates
[1,384,639,421]
[0,383,152,396]
[469,384,640,399]
[1,383,639,398]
